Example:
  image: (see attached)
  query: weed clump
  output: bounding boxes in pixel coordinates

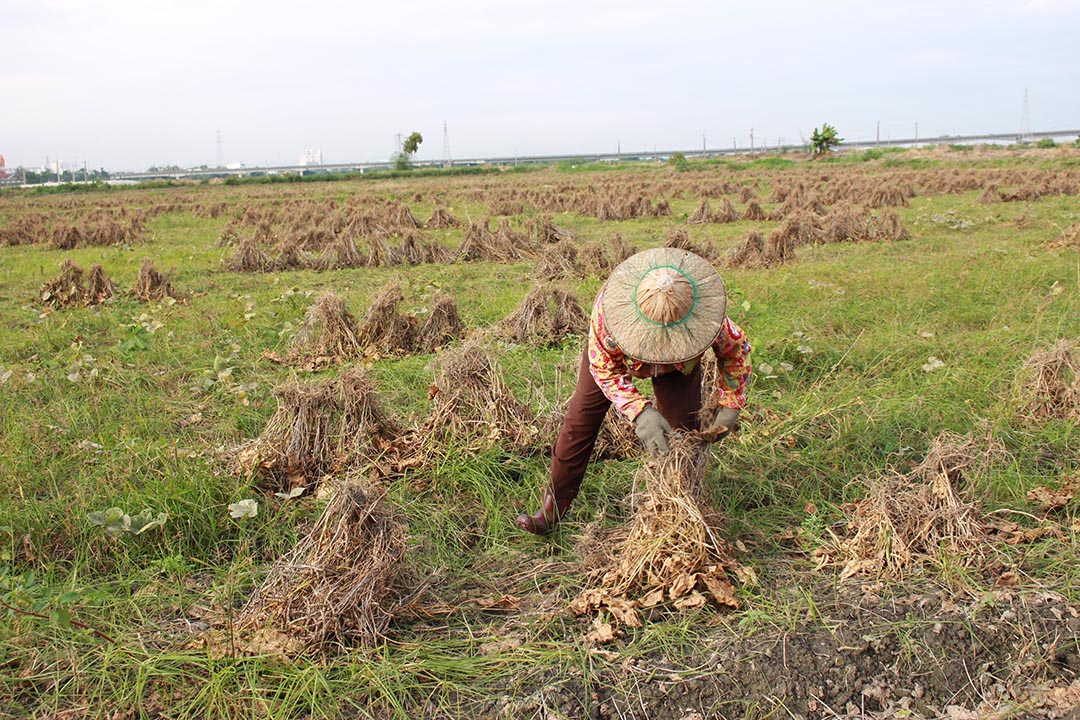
[237,477,410,654]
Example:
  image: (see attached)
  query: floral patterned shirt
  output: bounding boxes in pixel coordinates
[587,285,752,420]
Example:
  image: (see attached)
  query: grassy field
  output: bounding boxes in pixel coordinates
[1,147,1079,719]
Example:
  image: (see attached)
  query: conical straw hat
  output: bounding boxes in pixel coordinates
[601,247,726,364]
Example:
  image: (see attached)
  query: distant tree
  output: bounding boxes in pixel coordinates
[393,131,424,170]
[668,152,689,172]
[809,123,843,157]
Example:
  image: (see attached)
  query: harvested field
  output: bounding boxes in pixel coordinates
[3,149,1080,719]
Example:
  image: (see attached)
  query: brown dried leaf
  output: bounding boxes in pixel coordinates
[640,587,666,608]
[672,591,707,610]
[700,571,740,609]
[1027,485,1073,511]
[668,572,696,600]
[604,598,642,629]
[996,571,1021,587]
[585,620,617,645]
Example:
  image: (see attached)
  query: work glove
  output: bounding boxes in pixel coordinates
[634,406,673,456]
[708,407,741,440]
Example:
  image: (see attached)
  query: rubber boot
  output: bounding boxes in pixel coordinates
[515,492,573,535]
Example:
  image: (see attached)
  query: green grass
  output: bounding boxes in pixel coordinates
[1,155,1079,717]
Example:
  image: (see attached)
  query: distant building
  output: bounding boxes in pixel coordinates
[300,150,323,166]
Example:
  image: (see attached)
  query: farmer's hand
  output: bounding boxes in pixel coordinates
[708,407,741,440]
[634,406,673,456]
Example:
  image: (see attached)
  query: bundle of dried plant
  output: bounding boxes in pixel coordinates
[409,343,543,456]
[226,236,270,272]
[714,197,739,223]
[425,205,463,229]
[740,200,768,222]
[355,284,417,355]
[415,294,466,354]
[819,205,873,243]
[84,264,116,305]
[234,368,399,491]
[289,292,364,365]
[40,259,86,308]
[494,285,587,346]
[687,198,712,225]
[827,428,1006,580]
[872,209,912,241]
[725,231,769,269]
[1019,339,1080,421]
[532,214,574,244]
[534,240,580,280]
[571,430,747,632]
[664,227,716,260]
[132,259,179,302]
[237,477,411,654]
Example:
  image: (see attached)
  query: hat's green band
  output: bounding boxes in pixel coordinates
[632,265,698,327]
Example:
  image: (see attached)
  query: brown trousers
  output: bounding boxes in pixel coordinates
[548,348,702,503]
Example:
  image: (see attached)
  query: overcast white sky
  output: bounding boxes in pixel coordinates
[3,0,1078,171]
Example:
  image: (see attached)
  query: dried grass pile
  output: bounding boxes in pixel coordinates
[355,284,418,356]
[1047,223,1080,249]
[234,368,399,491]
[725,231,790,269]
[534,239,580,280]
[740,200,768,222]
[85,264,116,305]
[426,205,463,229]
[687,198,713,225]
[227,236,271,272]
[571,430,748,633]
[872,209,912,241]
[1018,339,1080,421]
[664,227,716,260]
[237,477,410,654]
[415,294,466,354]
[494,285,588,346]
[411,343,543,455]
[825,428,1007,580]
[132,259,179,302]
[532,214,574,244]
[40,259,86,308]
[289,292,364,367]
[579,235,637,276]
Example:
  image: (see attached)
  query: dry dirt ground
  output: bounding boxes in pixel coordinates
[473,577,1080,720]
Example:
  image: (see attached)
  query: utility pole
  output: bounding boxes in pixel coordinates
[750,128,754,156]
[216,130,225,168]
[1020,88,1031,143]
[914,122,918,145]
[876,121,880,147]
[442,121,452,168]
[702,133,706,156]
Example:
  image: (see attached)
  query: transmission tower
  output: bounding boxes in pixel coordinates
[442,121,452,168]
[216,130,225,168]
[1020,88,1031,143]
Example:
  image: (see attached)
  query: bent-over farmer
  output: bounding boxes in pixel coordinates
[515,247,752,534]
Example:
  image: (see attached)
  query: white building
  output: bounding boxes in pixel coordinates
[300,150,323,166]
